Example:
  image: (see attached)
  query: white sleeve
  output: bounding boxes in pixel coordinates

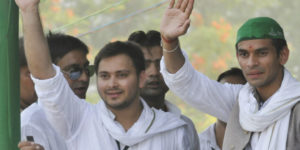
[160,51,243,122]
[32,64,90,139]
[21,124,50,150]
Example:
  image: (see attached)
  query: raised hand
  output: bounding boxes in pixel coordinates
[160,0,194,41]
[15,0,40,12]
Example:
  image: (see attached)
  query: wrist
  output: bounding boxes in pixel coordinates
[20,6,39,15]
[161,34,177,44]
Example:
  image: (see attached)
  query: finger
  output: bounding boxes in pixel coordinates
[180,19,191,35]
[174,0,183,9]
[168,0,175,8]
[184,0,194,17]
[18,141,34,148]
[180,0,189,12]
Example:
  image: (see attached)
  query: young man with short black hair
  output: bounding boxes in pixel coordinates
[160,0,300,149]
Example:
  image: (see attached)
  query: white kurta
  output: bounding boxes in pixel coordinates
[160,51,300,150]
[21,103,68,150]
[32,65,193,150]
[198,123,220,150]
[165,100,200,150]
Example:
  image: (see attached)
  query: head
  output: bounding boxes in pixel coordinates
[235,17,289,89]
[128,30,168,100]
[94,41,145,110]
[47,32,92,99]
[19,38,37,110]
[217,68,246,84]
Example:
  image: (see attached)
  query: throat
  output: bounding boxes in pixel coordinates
[112,101,143,132]
[142,95,167,111]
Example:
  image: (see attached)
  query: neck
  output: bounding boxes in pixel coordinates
[215,119,226,149]
[256,68,284,102]
[142,94,167,111]
[109,99,143,132]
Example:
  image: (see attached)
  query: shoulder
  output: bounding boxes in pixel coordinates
[21,103,43,125]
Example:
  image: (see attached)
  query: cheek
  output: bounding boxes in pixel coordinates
[96,79,105,93]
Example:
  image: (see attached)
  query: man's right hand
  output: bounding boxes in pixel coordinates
[160,0,194,42]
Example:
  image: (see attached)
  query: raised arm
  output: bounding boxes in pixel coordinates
[15,0,55,79]
[160,0,194,73]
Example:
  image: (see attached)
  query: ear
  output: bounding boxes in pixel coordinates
[279,46,289,65]
[139,71,146,88]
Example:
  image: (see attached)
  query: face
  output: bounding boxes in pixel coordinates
[140,46,168,98]
[20,66,37,109]
[236,39,288,89]
[97,54,145,110]
[57,50,90,99]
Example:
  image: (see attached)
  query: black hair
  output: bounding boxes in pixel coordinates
[47,32,89,64]
[94,41,145,75]
[128,30,161,48]
[271,39,287,55]
[217,67,246,82]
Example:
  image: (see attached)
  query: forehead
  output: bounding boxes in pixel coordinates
[142,46,163,59]
[57,50,88,68]
[237,39,274,50]
[98,54,135,72]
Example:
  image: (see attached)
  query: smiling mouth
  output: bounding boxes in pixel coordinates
[106,91,122,98]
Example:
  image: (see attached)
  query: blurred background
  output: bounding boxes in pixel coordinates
[19,0,300,132]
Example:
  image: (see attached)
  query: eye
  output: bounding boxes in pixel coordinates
[258,51,268,56]
[238,51,248,57]
[99,73,109,80]
[145,61,151,68]
[117,72,128,78]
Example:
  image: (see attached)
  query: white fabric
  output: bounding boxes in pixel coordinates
[198,123,221,150]
[21,103,68,150]
[165,100,200,150]
[239,69,300,150]
[160,51,243,122]
[160,51,300,150]
[32,64,193,150]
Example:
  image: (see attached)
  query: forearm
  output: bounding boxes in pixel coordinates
[161,39,185,74]
[20,4,54,79]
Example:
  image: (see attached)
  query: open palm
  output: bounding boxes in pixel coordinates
[160,0,194,41]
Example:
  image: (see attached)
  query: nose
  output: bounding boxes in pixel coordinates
[108,76,118,88]
[246,55,259,68]
[78,70,89,82]
[147,62,160,77]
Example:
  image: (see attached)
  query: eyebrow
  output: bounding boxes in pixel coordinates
[237,47,269,52]
[98,69,130,74]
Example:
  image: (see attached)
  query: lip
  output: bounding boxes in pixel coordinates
[74,87,88,97]
[146,81,160,88]
[105,90,122,99]
[247,71,263,79]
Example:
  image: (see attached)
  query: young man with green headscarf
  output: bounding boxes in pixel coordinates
[159,0,300,149]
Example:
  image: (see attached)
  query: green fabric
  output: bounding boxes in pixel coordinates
[236,17,285,44]
[0,0,20,149]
